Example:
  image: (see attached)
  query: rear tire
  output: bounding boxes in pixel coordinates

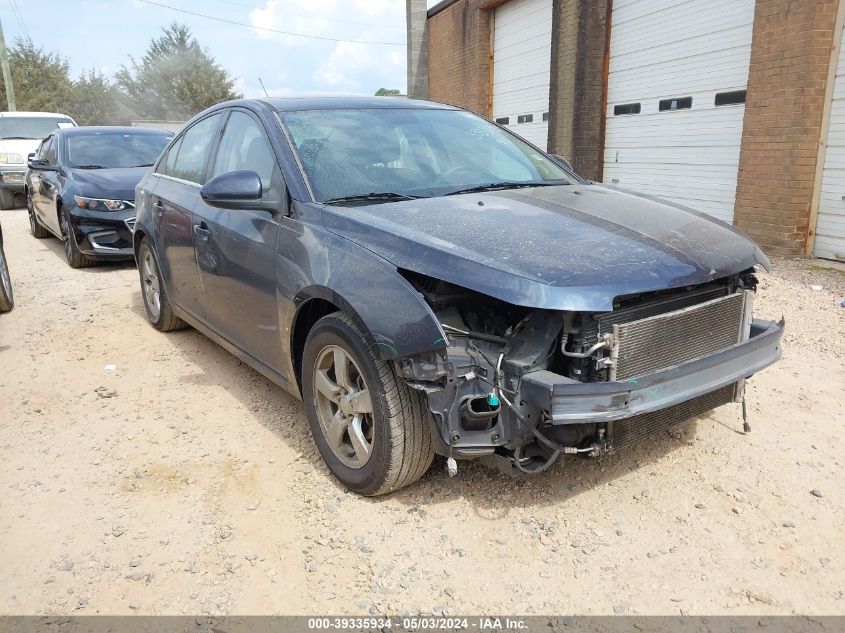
[302,312,434,495]
[137,238,186,332]
[0,236,13,313]
[0,187,15,210]
[27,193,50,239]
[59,206,96,268]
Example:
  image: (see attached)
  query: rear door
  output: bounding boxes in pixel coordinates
[151,112,224,320]
[194,108,283,370]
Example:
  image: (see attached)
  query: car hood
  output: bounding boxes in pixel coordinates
[320,184,769,312]
[69,166,150,200]
[0,138,39,164]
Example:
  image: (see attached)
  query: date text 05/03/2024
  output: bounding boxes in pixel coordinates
[307,617,528,630]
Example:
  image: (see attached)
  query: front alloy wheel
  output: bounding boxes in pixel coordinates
[59,208,95,268]
[313,345,375,469]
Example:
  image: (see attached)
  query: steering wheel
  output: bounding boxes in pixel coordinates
[432,165,487,186]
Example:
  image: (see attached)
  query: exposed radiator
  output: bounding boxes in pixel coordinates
[609,384,736,451]
[612,292,747,381]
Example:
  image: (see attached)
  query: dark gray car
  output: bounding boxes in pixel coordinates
[133,97,784,495]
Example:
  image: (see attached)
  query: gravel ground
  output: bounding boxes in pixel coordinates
[0,206,843,616]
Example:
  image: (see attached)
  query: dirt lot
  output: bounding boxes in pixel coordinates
[0,205,843,616]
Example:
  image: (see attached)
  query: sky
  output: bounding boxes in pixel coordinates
[0,0,441,99]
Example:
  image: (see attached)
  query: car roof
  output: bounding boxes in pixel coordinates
[57,126,172,136]
[253,96,460,112]
[0,111,74,118]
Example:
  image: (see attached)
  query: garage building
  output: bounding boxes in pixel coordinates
[411,0,845,260]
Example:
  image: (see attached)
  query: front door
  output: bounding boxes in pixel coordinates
[194,109,282,371]
[33,135,61,235]
[151,113,224,321]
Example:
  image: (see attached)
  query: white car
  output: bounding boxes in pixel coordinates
[0,111,77,209]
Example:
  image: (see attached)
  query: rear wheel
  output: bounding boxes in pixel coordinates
[302,312,434,495]
[138,238,186,332]
[0,236,13,313]
[27,192,50,239]
[59,206,96,268]
[0,187,15,210]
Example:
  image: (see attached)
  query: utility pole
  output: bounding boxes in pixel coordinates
[0,16,15,111]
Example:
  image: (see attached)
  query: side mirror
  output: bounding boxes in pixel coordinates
[27,154,51,170]
[200,170,263,209]
[550,154,573,171]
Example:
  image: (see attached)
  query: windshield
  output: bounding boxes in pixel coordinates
[280,108,574,202]
[66,132,172,169]
[0,117,74,140]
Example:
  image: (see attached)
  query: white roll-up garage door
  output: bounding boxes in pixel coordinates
[814,23,845,261]
[492,0,553,149]
[603,0,755,224]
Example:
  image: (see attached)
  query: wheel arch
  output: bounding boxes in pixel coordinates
[288,277,447,393]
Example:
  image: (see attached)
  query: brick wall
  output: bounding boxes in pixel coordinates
[734,0,839,255]
[548,0,609,181]
[427,0,492,116]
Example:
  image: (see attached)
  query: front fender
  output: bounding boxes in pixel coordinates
[290,259,447,361]
[277,206,447,366]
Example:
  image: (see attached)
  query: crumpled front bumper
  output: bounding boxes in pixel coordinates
[520,318,784,424]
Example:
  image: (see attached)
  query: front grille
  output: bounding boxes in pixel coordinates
[613,292,746,380]
[609,384,735,451]
[125,217,136,232]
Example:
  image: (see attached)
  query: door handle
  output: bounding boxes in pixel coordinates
[193,222,212,240]
[153,200,164,215]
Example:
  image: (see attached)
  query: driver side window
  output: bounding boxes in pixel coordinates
[42,136,57,165]
[208,110,277,193]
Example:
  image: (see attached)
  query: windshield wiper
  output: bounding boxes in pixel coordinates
[323,192,424,205]
[73,164,107,169]
[130,163,155,168]
[1,136,37,140]
[444,181,567,196]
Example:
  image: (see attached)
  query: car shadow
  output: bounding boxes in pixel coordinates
[128,289,738,510]
[39,235,136,272]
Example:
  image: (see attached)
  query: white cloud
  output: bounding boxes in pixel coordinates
[250,0,339,45]
[314,36,405,92]
[350,0,403,16]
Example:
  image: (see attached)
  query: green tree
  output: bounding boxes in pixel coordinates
[67,70,128,126]
[0,37,72,113]
[375,88,401,96]
[116,23,241,121]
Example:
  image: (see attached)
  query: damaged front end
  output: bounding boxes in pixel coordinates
[397,270,784,475]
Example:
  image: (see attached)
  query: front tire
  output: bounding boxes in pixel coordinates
[302,312,434,495]
[0,237,13,313]
[137,238,186,332]
[59,206,96,268]
[0,187,15,210]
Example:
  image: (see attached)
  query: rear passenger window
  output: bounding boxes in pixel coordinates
[209,111,276,191]
[171,113,222,184]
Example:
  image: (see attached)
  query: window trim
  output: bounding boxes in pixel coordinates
[658,96,693,112]
[613,103,641,116]
[715,89,747,107]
